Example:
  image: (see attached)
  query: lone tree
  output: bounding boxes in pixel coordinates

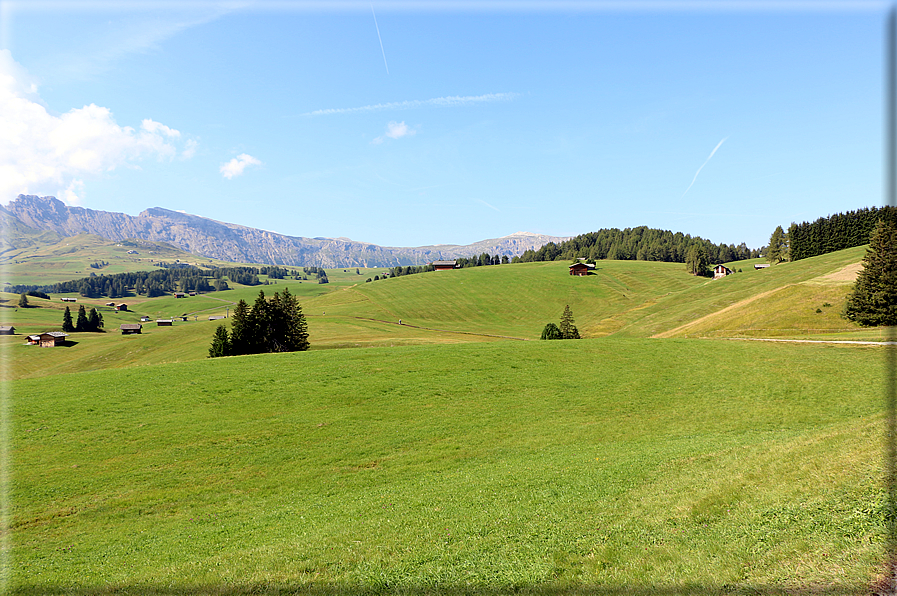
[62,306,75,332]
[559,305,581,339]
[844,219,897,326]
[17,293,29,308]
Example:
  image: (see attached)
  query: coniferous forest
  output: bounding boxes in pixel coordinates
[787,206,897,261]
[511,226,760,265]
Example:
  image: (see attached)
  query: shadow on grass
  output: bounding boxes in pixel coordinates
[7,584,874,596]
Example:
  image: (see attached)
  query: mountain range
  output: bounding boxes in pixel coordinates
[1,195,569,268]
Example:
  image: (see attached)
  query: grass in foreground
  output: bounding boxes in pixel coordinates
[10,338,886,594]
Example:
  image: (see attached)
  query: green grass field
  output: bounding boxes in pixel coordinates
[9,338,886,594]
[3,245,890,594]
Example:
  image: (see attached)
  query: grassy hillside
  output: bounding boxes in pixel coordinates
[0,247,876,381]
[10,338,884,594]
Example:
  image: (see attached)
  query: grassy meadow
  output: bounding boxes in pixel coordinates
[9,338,886,594]
[2,244,891,594]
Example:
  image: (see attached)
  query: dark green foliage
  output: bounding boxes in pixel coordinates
[788,206,897,261]
[512,226,755,265]
[685,244,710,276]
[18,293,29,308]
[220,289,309,356]
[87,308,104,332]
[209,325,231,358]
[767,226,788,264]
[559,305,581,339]
[26,290,49,300]
[75,305,89,332]
[843,219,897,326]
[540,322,562,340]
[62,306,74,332]
[229,300,252,356]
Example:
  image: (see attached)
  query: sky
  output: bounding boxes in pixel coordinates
[0,0,888,250]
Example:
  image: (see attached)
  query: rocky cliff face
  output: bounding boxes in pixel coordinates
[3,195,569,268]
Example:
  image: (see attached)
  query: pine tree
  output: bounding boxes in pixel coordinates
[209,325,231,358]
[229,299,251,355]
[87,308,103,332]
[844,219,897,326]
[18,293,28,308]
[559,305,581,339]
[62,306,75,332]
[767,225,788,264]
[75,304,89,332]
[685,244,710,276]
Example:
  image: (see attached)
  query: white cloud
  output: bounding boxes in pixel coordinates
[0,49,194,205]
[181,139,198,160]
[373,121,416,144]
[220,153,261,179]
[305,92,519,117]
[61,179,84,207]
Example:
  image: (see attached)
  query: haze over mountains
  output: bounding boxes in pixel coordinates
[1,195,569,268]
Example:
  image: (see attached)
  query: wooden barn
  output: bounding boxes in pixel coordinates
[27,335,40,345]
[0,326,15,335]
[569,262,589,276]
[432,260,458,271]
[120,324,142,335]
[156,319,173,326]
[115,304,128,311]
[209,315,225,321]
[173,292,186,298]
[712,265,733,279]
[754,263,770,270]
[38,331,67,347]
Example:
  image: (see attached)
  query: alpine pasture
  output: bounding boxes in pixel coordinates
[2,247,889,594]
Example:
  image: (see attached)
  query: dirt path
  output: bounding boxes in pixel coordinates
[651,285,795,338]
[723,337,895,346]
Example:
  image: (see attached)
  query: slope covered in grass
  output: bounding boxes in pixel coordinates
[10,338,884,593]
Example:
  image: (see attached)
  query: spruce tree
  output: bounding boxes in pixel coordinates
[685,244,710,276]
[209,325,231,358]
[87,308,103,332]
[767,226,788,264]
[62,306,75,332]
[18,293,28,308]
[844,219,897,326]
[559,305,581,339]
[229,300,251,355]
[75,304,89,332]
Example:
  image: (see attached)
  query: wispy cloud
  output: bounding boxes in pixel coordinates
[476,198,500,212]
[372,120,415,144]
[304,92,519,117]
[681,136,728,199]
[371,3,389,75]
[220,153,261,179]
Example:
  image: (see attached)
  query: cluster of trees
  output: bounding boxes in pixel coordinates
[209,288,309,357]
[513,227,758,265]
[456,253,509,267]
[541,305,581,340]
[389,264,435,277]
[88,260,108,270]
[211,267,261,286]
[844,219,897,326]
[786,206,897,262]
[62,304,104,332]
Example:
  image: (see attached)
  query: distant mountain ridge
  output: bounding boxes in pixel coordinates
[1,195,570,268]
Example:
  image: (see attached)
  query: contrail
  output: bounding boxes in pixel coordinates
[681,136,728,198]
[371,4,389,75]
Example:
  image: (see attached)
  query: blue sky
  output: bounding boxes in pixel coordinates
[0,1,887,249]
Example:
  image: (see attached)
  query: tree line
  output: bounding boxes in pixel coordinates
[512,227,759,265]
[786,206,897,262]
[209,288,309,357]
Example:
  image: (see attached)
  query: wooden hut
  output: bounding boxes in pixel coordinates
[432,260,458,271]
[0,325,15,335]
[569,263,589,276]
[120,324,142,335]
[38,331,67,347]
